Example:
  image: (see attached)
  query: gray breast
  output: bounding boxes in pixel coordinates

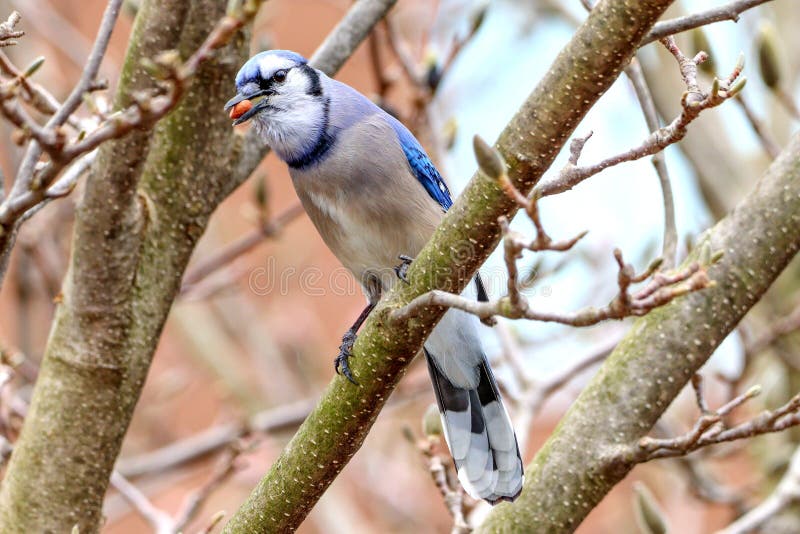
[289,114,443,299]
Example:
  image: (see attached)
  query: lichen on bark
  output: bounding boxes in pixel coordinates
[0,0,247,531]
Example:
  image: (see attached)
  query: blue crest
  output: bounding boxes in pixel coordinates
[235,50,309,88]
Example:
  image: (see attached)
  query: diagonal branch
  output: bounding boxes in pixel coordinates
[631,373,800,461]
[222,1,679,531]
[625,58,678,268]
[480,131,800,532]
[716,446,800,534]
[392,143,712,327]
[7,0,122,202]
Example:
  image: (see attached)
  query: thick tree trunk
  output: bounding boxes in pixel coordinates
[0,0,397,530]
[0,0,247,530]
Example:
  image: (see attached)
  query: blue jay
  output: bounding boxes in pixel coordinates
[225,50,523,504]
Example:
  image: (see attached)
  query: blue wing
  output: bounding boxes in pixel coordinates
[388,119,453,211]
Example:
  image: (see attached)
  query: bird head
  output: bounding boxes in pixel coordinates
[225,50,322,126]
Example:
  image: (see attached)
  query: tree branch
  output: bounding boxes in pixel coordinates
[479,132,800,532]
[643,0,775,45]
[716,446,800,534]
[625,57,678,268]
[536,38,745,198]
[632,374,800,461]
[115,399,314,478]
[0,11,22,46]
[222,1,679,531]
[0,0,399,530]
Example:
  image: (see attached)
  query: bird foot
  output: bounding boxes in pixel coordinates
[394,254,414,284]
[334,329,359,385]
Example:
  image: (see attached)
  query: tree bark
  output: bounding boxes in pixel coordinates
[223,1,678,532]
[0,0,247,530]
[0,0,397,530]
[479,132,800,532]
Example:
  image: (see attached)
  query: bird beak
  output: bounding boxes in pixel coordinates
[224,92,249,112]
[225,93,253,125]
[225,89,275,126]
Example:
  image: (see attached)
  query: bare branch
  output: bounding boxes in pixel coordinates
[643,0,775,45]
[716,447,800,534]
[392,244,709,326]
[746,301,800,357]
[0,0,263,241]
[536,39,745,198]
[636,378,800,461]
[625,58,677,268]
[116,399,313,478]
[172,445,246,533]
[393,138,712,326]
[511,338,617,456]
[181,204,304,294]
[7,0,121,201]
[109,472,174,534]
[50,0,121,128]
[0,12,22,46]
[405,426,471,534]
[0,52,95,131]
[734,95,782,159]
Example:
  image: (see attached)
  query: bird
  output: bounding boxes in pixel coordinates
[225,50,523,504]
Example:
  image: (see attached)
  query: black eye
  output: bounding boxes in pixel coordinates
[273,70,287,83]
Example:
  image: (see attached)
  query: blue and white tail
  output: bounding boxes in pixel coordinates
[423,295,524,503]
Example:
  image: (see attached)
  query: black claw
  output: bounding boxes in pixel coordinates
[394,254,414,284]
[334,329,359,385]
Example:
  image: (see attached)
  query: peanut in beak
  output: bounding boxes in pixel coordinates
[229,99,253,120]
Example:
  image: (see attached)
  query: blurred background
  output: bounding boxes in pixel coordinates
[0,0,798,532]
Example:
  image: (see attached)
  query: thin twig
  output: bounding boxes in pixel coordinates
[734,95,781,159]
[116,399,314,478]
[745,301,800,358]
[626,58,677,268]
[405,432,470,534]
[0,0,263,233]
[513,338,617,455]
[7,0,121,203]
[392,249,709,326]
[7,0,92,66]
[367,27,392,97]
[394,140,712,326]
[172,445,246,532]
[110,471,174,534]
[643,0,774,45]
[537,39,745,198]
[181,203,304,293]
[715,446,800,534]
[51,0,121,128]
[0,12,22,45]
[775,87,800,121]
[636,379,800,461]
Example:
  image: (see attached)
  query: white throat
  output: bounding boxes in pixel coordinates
[252,94,328,165]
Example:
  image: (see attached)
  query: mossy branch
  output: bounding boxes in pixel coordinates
[222,1,678,532]
[0,0,244,531]
[0,0,401,531]
[478,132,800,532]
